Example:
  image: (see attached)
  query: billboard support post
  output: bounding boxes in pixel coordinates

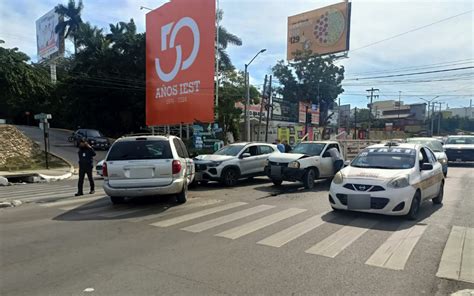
[257,75,268,142]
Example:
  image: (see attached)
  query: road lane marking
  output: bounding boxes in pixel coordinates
[181,205,275,233]
[150,202,247,227]
[2,187,75,198]
[365,224,427,270]
[40,196,104,207]
[305,218,378,258]
[437,226,474,283]
[215,208,307,240]
[0,185,74,195]
[18,191,103,202]
[257,212,330,248]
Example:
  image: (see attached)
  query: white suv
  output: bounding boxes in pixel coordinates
[194,142,279,186]
[102,135,195,204]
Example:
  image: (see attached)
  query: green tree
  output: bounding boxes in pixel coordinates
[217,70,259,141]
[217,9,242,71]
[272,52,345,135]
[55,0,84,54]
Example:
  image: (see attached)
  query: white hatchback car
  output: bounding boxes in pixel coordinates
[329,143,444,220]
[102,135,194,204]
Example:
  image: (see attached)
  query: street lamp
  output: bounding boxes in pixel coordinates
[244,48,266,141]
[419,96,439,136]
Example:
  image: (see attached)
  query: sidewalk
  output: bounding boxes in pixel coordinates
[0,166,74,182]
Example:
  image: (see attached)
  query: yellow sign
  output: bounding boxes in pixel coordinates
[287,1,351,59]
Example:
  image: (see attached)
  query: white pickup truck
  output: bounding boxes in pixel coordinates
[265,141,344,189]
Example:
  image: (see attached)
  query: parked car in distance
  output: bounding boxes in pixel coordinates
[266,141,343,189]
[70,128,111,150]
[443,135,474,162]
[96,159,104,177]
[406,137,448,176]
[102,135,194,204]
[193,142,279,186]
[330,143,444,220]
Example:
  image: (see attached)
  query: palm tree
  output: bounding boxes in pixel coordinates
[55,0,84,55]
[216,9,242,71]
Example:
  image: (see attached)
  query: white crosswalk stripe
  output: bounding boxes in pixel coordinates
[0,185,74,196]
[257,212,330,248]
[365,224,427,270]
[181,205,275,233]
[305,218,377,258]
[437,226,474,283]
[215,208,307,240]
[150,202,247,227]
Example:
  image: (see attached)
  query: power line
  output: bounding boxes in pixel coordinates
[346,66,474,81]
[349,9,473,53]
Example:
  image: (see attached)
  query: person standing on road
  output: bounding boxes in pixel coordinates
[75,138,96,196]
[276,139,285,153]
[327,147,344,173]
[282,140,292,153]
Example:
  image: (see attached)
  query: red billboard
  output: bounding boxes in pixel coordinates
[146,0,215,126]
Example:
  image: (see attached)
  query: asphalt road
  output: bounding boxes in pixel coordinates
[15,125,108,167]
[1,166,473,296]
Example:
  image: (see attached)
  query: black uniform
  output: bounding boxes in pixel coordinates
[77,146,96,194]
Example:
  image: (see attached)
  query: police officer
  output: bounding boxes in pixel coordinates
[75,138,96,196]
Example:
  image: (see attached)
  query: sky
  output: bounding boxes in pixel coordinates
[1,0,473,109]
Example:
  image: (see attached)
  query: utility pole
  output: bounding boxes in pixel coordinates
[337,97,341,132]
[257,75,268,141]
[366,88,379,139]
[354,107,358,139]
[398,91,402,119]
[264,76,272,143]
[430,103,435,137]
[244,49,266,141]
[437,102,445,135]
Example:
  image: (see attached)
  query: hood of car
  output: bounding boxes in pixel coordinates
[194,154,235,162]
[433,151,447,159]
[268,153,310,163]
[341,166,410,181]
[443,144,474,150]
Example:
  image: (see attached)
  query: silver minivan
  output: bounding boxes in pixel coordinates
[102,135,194,204]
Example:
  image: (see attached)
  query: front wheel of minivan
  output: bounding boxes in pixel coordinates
[110,196,125,204]
[176,182,188,204]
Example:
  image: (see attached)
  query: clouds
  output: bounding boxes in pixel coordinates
[1,0,472,108]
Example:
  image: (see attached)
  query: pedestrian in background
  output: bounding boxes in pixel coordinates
[282,139,291,153]
[75,138,96,196]
[276,139,285,153]
[327,146,344,173]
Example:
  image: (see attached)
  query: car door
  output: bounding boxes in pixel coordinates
[418,147,437,200]
[425,147,442,198]
[238,145,260,175]
[319,144,335,177]
[255,145,276,174]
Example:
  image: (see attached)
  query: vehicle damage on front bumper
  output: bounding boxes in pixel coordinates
[329,182,416,216]
[265,164,306,182]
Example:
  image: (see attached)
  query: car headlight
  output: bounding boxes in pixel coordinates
[333,171,343,184]
[288,161,300,168]
[208,161,223,167]
[439,158,447,164]
[387,175,410,188]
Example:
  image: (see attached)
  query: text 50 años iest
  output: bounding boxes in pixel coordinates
[155,80,201,104]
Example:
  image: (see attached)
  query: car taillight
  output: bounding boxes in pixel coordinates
[102,162,108,177]
[172,160,182,174]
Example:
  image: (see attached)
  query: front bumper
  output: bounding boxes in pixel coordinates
[194,163,223,181]
[329,182,416,216]
[445,149,474,162]
[103,178,184,197]
[265,165,306,182]
[90,142,110,150]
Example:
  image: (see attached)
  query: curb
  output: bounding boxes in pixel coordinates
[38,150,76,182]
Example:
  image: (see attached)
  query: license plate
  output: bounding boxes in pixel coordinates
[270,166,282,177]
[130,168,153,179]
[347,194,371,210]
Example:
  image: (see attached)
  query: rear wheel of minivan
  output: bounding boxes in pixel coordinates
[110,196,125,204]
[176,182,188,204]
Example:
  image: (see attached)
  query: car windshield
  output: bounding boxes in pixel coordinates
[406,139,443,152]
[351,147,416,169]
[86,130,102,137]
[214,145,245,156]
[290,143,326,156]
[107,140,172,160]
[446,137,474,144]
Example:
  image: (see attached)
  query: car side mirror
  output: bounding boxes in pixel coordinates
[421,163,433,171]
[241,153,251,159]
